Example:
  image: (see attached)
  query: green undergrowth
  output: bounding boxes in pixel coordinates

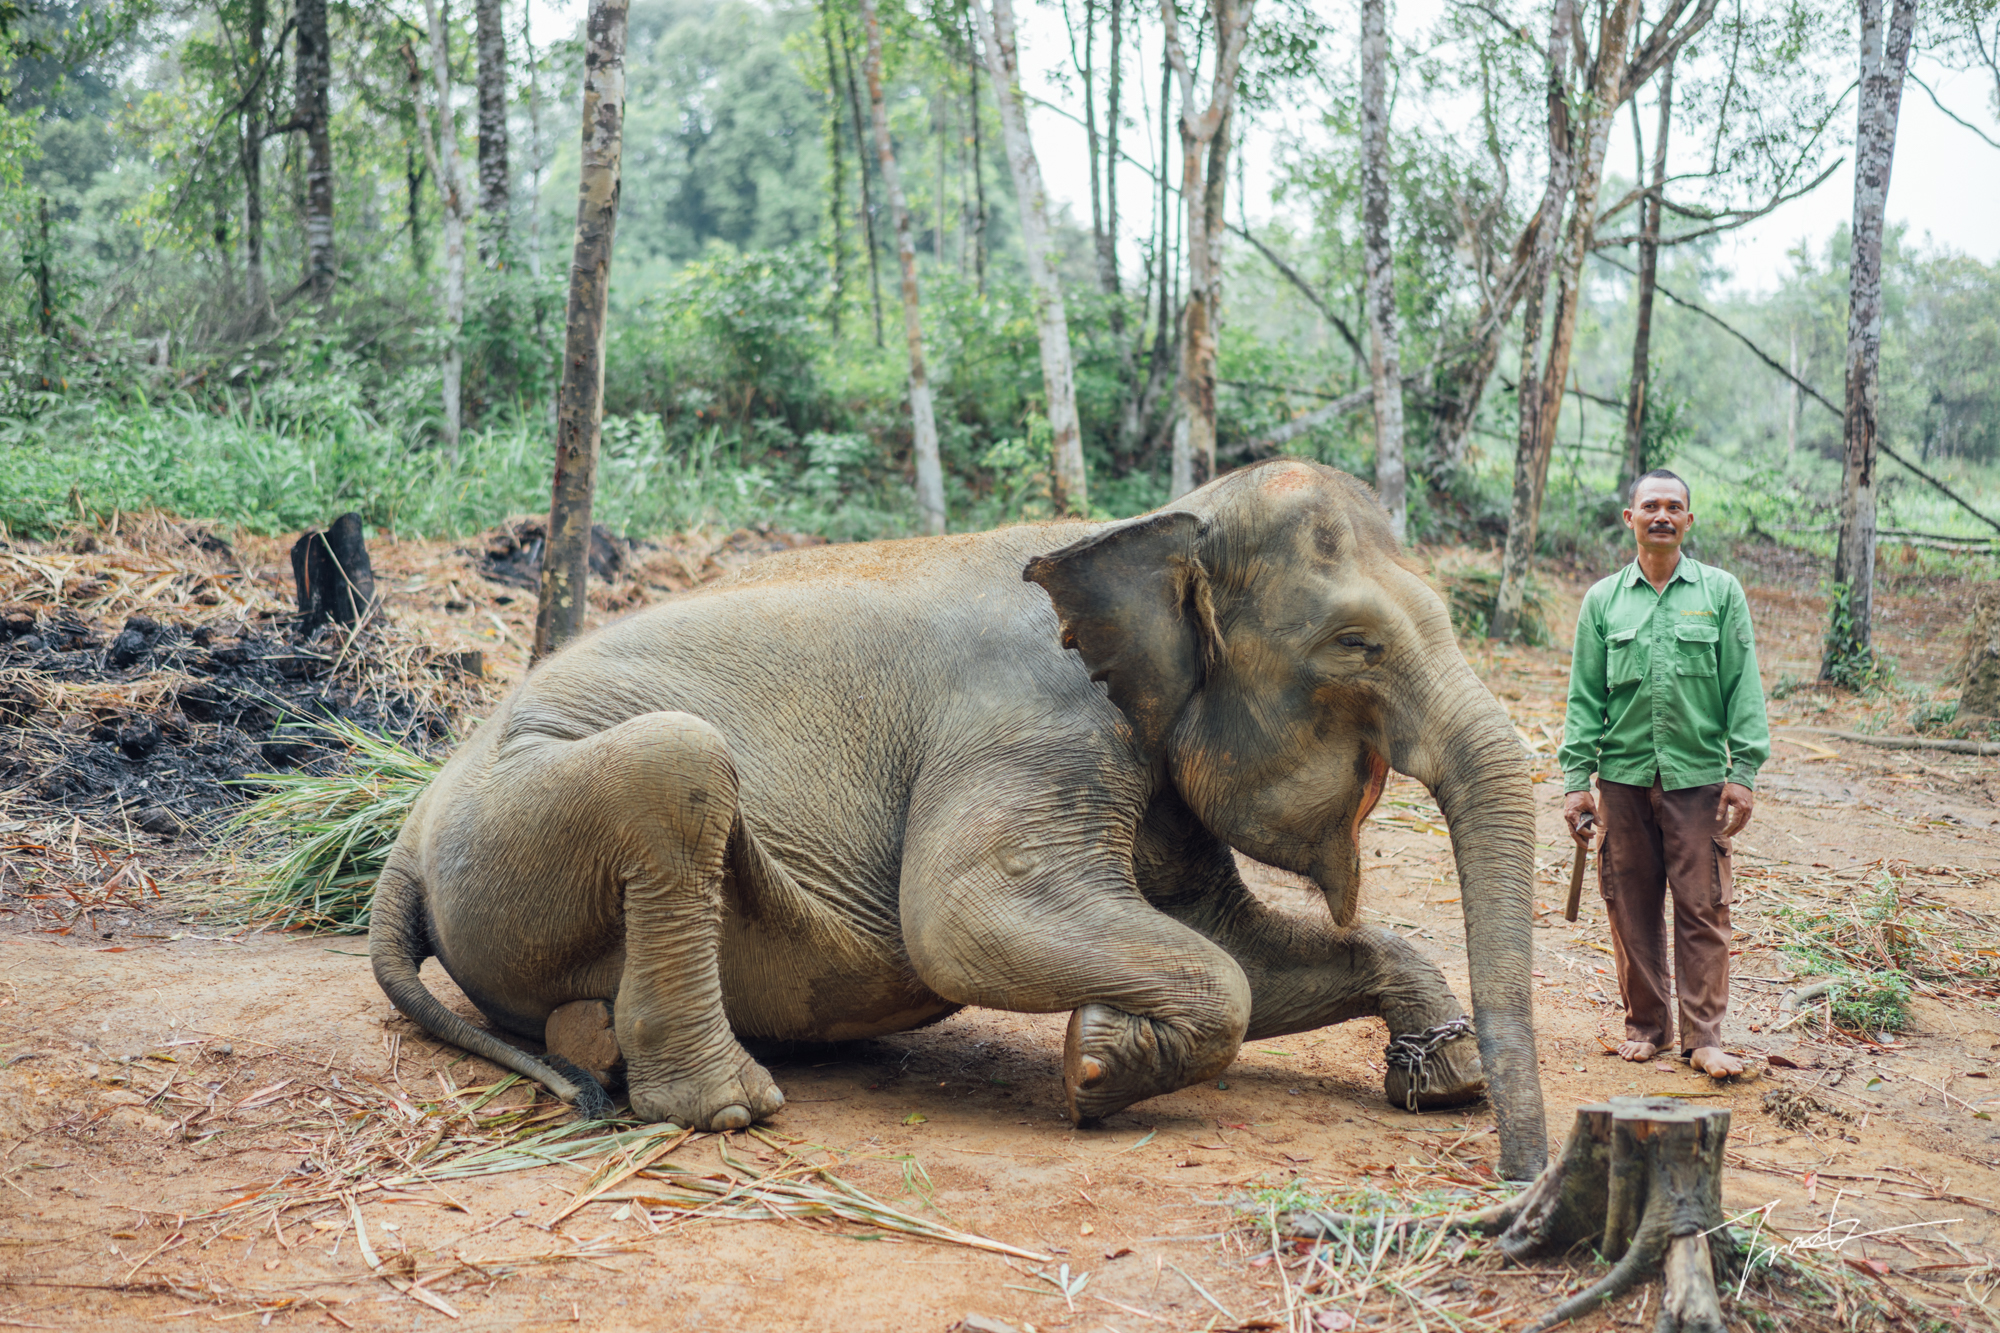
[1772,872,2000,1035]
[1439,566,1557,645]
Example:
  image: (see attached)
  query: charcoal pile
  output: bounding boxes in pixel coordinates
[0,514,490,839]
[473,516,825,611]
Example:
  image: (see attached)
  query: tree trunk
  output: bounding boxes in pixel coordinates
[296,0,335,302]
[1359,0,1406,540]
[1489,0,1576,642]
[861,0,947,535]
[242,0,272,330]
[821,0,846,334]
[1079,0,1118,297]
[531,0,629,663]
[1499,0,1651,640]
[973,0,1089,515]
[475,0,510,263]
[523,3,545,281]
[1104,0,1123,303]
[935,92,948,265]
[839,17,885,347]
[1620,55,1673,496]
[1162,0,1254,498]
[414,0,471,457]
[966,1,988,297]
[1785,328,1799,457]
[1825,0,1918,682]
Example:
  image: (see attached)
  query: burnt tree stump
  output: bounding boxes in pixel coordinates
[290,513,376,633]
[1480,1096,1734,1332]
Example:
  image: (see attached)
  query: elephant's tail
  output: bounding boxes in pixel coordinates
[368,852,615,1120]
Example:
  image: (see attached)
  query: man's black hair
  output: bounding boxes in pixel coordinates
[1630,468,1691,506]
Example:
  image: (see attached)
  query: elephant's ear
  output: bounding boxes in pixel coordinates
[1023,511,1222,757]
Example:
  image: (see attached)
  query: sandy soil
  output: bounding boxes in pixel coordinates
[2,533,1996,1332]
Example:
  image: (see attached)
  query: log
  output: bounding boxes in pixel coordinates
[1774,725,2000,757]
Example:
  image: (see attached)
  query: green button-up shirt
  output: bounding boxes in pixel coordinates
[1558,555,1770,793]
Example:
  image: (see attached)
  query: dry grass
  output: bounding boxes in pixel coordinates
[185,1064,1049,1277]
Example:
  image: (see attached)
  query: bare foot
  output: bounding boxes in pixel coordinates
[1617,1040,1658,1062]
[1690,1046,1746,1078]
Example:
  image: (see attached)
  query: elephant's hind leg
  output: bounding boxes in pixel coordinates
[579,711,784,1132]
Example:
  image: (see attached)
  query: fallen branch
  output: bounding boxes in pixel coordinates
[1775,726,2000,757]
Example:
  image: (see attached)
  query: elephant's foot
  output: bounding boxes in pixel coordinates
[1382,1015,1486,1112]
[627,1048,785,1131]
[1063,1002,1240,1124]
[545,999,625,1089]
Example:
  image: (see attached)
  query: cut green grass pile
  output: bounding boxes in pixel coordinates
[229,716,442,933]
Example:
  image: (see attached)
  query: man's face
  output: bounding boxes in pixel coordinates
[1623,477,1693,555]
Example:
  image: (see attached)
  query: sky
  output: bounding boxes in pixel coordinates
[530,0,2000,294]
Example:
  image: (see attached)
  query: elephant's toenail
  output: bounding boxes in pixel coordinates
[711,1104,751,1131]
[1079,1057,1104,1086]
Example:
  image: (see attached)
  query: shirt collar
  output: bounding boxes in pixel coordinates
[1623,554,1696,588]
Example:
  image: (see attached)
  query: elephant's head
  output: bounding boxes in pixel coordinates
[1024,459,1547,1178]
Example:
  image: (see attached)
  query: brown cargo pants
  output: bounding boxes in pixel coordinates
[1596,778,1734,1054]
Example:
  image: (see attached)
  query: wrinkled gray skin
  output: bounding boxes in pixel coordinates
[370,461,1549,1178]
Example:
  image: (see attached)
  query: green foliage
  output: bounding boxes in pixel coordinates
[1819,581,1895,693]
[1772,872,2000,1036]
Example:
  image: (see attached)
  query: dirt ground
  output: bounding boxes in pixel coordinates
[2,528,1996,1332]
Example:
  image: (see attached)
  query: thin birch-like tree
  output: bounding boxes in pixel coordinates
[860,0,947,534]
[533,0,631,661]
[838,15,886,346]
[239,0,273,329]
[1490,0,1713,639]
[972,0,1089,515]
[295,0,336,300]
[407,1,471,457]
[474,0,510,262]
[1619,54,1674,494]
[1162,0,1254,498]
[1824,0,1919,680]
[1359,0,1406,539]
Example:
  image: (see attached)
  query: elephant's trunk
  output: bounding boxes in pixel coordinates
[1400,673,1548,1180]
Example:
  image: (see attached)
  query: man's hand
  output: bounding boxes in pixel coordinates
[1716,782,1754,838]
[1563,790,1598,848]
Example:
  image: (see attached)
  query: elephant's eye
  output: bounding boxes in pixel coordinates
[1336,633,1369,650]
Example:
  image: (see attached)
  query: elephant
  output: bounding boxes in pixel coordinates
[369,459,1550,1179]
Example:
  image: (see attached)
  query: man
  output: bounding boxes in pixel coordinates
[1557,469,1769,1079]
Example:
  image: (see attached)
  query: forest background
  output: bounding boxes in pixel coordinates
[1,0,1997,628]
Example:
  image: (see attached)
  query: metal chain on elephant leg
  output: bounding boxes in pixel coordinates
[1384,1014,1477,1113]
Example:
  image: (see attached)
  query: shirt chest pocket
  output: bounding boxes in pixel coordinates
[1606,626,1645,687]
[1673,620,1719,675]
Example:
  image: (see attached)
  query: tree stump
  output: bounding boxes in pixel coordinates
[289,512,376,633]
[1477,1096,1733,1332]
[1957,583,2000,721]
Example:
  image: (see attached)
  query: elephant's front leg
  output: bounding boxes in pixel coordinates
[898,773,1252,1123]
[1140,809,1486,1111]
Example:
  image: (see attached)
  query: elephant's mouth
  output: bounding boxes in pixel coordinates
[1351,749,1389,853]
